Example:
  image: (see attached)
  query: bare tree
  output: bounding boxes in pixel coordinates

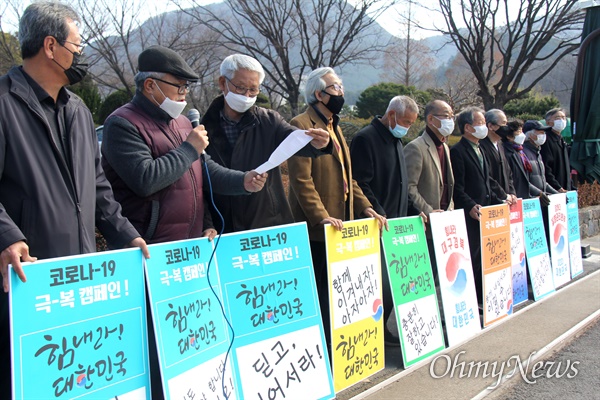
[435,55,484,112]
[76,0,224,111]
[75,0,148,97]
[434,0,583,109]
[0,0,24,75]
[381,0,433,88]
[175,0,395,116]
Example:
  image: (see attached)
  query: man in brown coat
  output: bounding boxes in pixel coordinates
[287,67,386,344]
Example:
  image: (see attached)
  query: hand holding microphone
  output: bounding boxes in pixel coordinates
[186,108,209,156]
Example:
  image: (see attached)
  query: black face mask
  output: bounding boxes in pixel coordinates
[496,125,513,140]
[53,43,89,85]
[322,93,345,115]
[63,51,88,85]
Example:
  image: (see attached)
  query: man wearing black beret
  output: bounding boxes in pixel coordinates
[102,45,267,245]
[101,45,268,398]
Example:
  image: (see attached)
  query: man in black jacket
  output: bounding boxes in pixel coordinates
[0,3,148,398]
[450,107,505,304]
[201,54,331,233]
[541,108,571,192]
[350,95,418,345]
[482,109,517,203]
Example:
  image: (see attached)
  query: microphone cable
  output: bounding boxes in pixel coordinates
[201,154,235,400]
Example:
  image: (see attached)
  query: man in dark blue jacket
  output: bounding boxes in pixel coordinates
[0,3,148,398]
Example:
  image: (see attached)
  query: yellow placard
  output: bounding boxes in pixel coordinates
[324,218,385,392]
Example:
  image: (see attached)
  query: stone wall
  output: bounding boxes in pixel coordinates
[579,205,600,239]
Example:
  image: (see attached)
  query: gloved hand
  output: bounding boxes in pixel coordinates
[539,192,551,208]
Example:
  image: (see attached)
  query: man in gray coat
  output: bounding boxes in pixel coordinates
[404,100,455,220]
[403,100,455,283]
[0,3,148,398]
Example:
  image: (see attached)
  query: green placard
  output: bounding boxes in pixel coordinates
[381,216,445,367]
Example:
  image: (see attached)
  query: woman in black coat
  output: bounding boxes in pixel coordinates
[497,120,535,199]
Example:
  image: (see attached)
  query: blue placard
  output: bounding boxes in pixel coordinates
[145,238,236,400]
[10,249,150,400]
[522,198,555,300]
[217,222,334,400]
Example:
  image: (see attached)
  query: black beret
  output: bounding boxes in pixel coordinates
[138,45,199,81]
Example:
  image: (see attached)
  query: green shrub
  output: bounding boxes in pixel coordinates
[98,90,133,125]
[504,92,560,119]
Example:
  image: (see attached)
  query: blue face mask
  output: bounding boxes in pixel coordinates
[389,118,409,138]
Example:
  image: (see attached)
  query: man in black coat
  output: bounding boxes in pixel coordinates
[350,95,419,346]
[482,109,517,203]
[450,107,506,305]
[541,108,571,192]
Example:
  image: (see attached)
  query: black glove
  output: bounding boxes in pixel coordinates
[539,192,551,208]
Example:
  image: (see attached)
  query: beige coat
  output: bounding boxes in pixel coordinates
[287,106,371,241]
[404,131,455,216]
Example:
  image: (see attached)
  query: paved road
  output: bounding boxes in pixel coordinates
[337,234,600,400]
[487,317,600,400]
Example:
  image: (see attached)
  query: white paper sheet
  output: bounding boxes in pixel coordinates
[254,129,313,174]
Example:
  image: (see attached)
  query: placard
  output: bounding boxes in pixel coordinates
[324,218,384,392]
[218,223,334,400]
[509,200,528,305]
[548,193,571,287]
[10,249,150,400]
[145,238,235,400]
[381,216,445,367]
[566,191,584,278]
[522,198,555,300]
[429,210,481,346]
[480,204,512,326]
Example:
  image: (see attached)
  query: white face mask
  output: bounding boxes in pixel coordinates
[553,119,567,132]
[225,89,256,113]
[152,83,187,119]
[535,133,547,146]
[472,124,488,140]
[434,116,454,137]
[514,133,526,145]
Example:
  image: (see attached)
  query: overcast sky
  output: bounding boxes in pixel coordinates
[2,0,442,39]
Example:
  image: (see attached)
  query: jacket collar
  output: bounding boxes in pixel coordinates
[371,116,397,144]
[310,104,340,129]
[524,140,540,154]
[9,66,70,105]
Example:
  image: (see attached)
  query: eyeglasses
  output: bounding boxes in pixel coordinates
[323,83,344,94]
[60,40,85,55]
[225,77,260,97]
[153,77,191,95]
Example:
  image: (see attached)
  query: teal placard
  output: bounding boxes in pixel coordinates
[217,222,334,400]
[522,198,555,300]
[566,191,584,277]
[381,216,445,367]
[10,249,150,400]
[145,238,235,400]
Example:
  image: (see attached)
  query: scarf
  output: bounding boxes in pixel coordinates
[512,143,532,173]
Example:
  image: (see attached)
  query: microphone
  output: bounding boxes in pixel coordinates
[187,108,200,128]
[187,108,206,161]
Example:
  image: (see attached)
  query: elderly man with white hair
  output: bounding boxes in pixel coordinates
[350,95,420,346]
[201,54,331,233]
[287,67,387,346]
